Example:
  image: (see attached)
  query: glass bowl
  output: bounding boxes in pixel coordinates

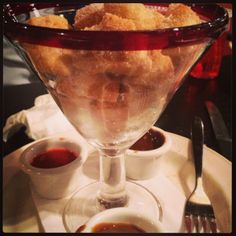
[3,3,228,149]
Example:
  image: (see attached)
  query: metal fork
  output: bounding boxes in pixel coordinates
[183,117,219,233]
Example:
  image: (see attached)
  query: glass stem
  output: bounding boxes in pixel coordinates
[97,149,128,209]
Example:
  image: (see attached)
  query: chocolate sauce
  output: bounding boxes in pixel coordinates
[76,222,146,233]
[76,224,86,233]
[130,128,165,151]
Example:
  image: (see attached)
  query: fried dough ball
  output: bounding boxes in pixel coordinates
[74,3,104,29]
[104,3,164,30]
[27,15,71,29]
[75,3,168,30]
[68,50,153,83]
[150,8,171,29]
[165,3,201,27]
[72,3,175,81]
[162,4,202,72]
[22,15,72,80]
[85,13,136,31]
[149,50,174,82]
[97,51,152,78]
[56,48,174,111]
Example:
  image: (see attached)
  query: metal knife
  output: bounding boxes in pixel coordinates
[205,101,232,160]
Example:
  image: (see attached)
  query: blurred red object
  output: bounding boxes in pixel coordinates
[190,3,232,79]
[190,34,225,79]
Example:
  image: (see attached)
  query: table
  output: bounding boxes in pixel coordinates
[2,52,232,161]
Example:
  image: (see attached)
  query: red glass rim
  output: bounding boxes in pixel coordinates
[3,3,229,51]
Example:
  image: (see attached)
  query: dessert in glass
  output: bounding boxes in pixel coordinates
[3,3,228,232]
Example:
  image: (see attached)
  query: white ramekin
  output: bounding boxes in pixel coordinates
[80,207,164,233]
[19,136,88,199]
[125,126,172,180]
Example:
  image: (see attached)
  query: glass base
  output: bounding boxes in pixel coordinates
[63,181,162,232]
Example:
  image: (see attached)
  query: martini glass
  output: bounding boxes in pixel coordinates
[3,3,228,232]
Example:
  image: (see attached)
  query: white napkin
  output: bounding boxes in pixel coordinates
[3,94,76,142]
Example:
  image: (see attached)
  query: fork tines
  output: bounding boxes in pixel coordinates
[184,201,218,233]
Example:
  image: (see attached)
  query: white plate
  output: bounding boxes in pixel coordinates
[3,132,232,233]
